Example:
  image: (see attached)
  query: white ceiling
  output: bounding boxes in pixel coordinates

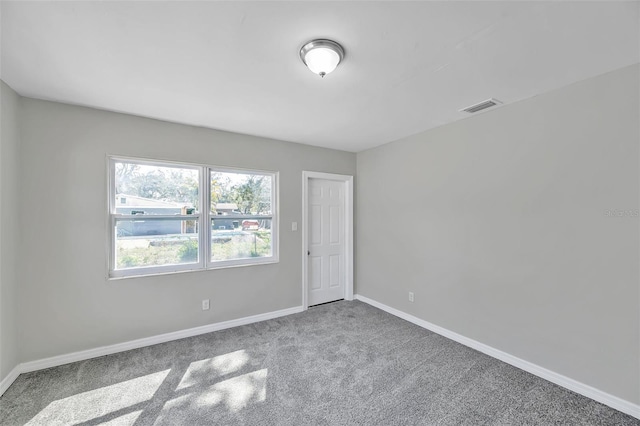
[1,1,638,152]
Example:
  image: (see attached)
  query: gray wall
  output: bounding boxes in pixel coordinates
[17,98,356,362]
[356,64,640,404]
[0,80,20,380]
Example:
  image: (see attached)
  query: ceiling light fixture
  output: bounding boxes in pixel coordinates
[300,39,345,78]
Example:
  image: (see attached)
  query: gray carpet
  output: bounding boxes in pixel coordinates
[0,300,637,425]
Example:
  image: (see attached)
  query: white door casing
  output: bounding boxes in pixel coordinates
[302,171,353,308]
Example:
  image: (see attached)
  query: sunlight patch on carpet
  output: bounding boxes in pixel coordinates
[25,370,170,426]
[159,368,268,419]
[177,350,250,390]
[99,409,143,426]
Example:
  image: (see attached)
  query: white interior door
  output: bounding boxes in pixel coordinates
[307,178,346,306]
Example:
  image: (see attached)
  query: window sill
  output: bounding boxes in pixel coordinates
[108,258,279,281]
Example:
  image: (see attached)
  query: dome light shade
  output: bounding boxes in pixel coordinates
[300,39,345,77]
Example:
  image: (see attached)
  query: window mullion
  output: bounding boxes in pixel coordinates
[202,166,210,269]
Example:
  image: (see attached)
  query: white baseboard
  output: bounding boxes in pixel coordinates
[0,365,21,396]
[0,305,303,396]
[354,294,640,420]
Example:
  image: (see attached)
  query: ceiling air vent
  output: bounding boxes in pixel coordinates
[460,98,502,114]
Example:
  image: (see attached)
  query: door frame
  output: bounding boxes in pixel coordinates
[302,171,354,310]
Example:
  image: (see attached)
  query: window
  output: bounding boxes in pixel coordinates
[109,157,278,278]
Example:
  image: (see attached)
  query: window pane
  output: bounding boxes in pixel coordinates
[210,171,272,215]
[115,161,199,214]
[115,219,199,269]
[211,218,272,261]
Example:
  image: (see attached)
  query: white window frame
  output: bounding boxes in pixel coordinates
[108,156,279,279]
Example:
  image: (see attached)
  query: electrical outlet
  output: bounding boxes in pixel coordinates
[409,292,414,302]
[292,222,298,231]
[202,299,210,310]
